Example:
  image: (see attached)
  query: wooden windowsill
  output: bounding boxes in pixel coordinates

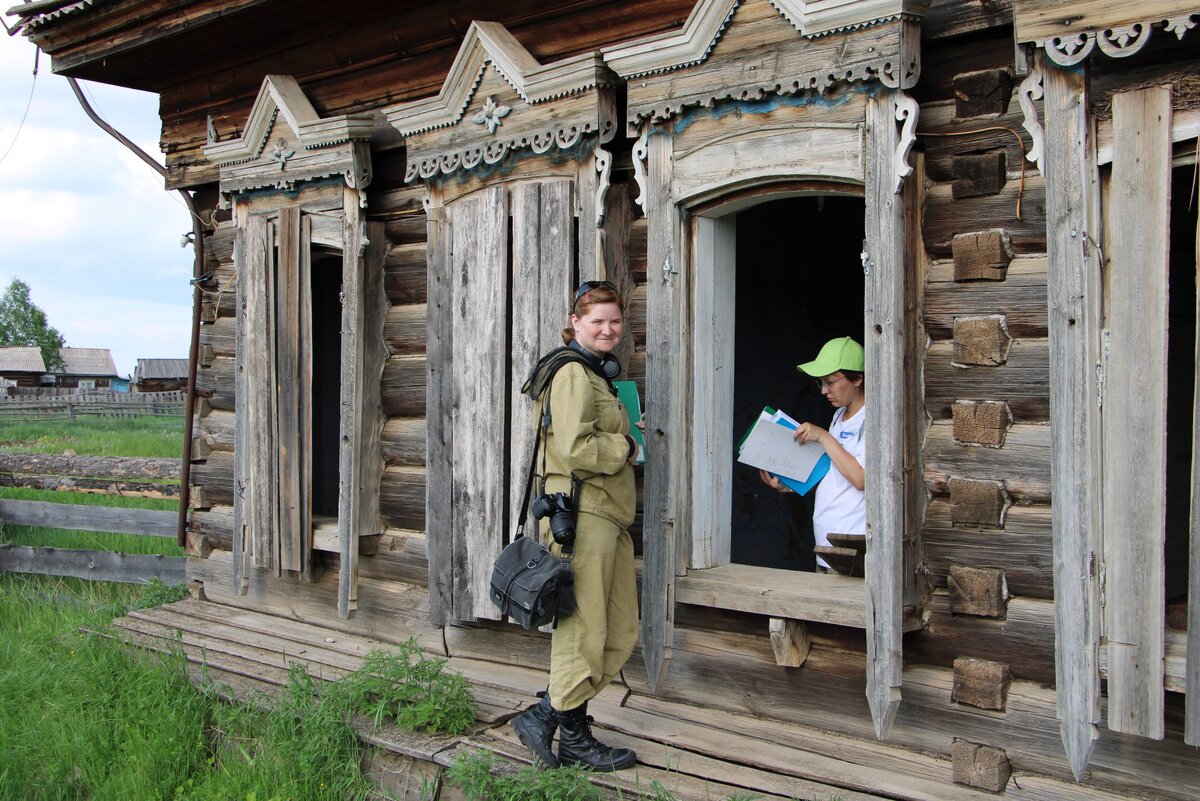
[674,563,923,631]
[1099,628,1188,694]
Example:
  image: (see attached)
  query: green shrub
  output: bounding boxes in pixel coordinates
[338,640,476,735]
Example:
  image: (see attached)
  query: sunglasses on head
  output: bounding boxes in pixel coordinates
[574,280,616,303]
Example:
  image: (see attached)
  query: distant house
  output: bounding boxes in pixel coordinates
[133,359,188,393]
[0,346,48,388]
[56,348,120,390]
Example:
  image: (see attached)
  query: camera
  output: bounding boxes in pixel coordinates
[531,491,576,546]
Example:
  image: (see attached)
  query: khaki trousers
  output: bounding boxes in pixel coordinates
[547,511,638,711]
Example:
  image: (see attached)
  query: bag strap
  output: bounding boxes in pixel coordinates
[514,376,555,537]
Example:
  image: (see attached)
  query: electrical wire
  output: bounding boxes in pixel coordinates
[0,46,39,169]
[915,125,1029,221]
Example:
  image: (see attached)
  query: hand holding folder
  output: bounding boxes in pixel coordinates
[736,407,831,495]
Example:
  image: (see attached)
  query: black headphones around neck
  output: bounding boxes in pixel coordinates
[568,339,621,380]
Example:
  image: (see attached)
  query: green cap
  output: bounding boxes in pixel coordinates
[796,336,864,377]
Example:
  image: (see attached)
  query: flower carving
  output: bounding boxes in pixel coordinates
[271,138,295,170]
[472,96,511,134]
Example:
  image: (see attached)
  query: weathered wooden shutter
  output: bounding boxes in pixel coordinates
[508,181,574,539]
[1042,56,1103,779]
[233,205,314,584]
[640,130,680,691]
[1101,86,1172,740]
[434,185,511,622]
[862,88,907,739]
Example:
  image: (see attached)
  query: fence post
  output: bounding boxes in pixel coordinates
[67,402,75,422]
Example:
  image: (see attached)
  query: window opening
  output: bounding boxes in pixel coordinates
[730,195,865,570]
[310,248,342,518]
[1166,161,1198,616]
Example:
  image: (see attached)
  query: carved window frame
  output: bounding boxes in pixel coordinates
[205,76,385,619]
[608,0,928,740]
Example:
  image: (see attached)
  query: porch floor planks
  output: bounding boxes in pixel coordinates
[110,600,1143,801]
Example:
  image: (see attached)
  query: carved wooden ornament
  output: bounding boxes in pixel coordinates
[203,75,374,196]
[384,21,618,183]
[1013,1,1199,66]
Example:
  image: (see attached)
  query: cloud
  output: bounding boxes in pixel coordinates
[0,32,193,378]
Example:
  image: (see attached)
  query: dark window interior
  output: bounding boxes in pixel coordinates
[311,250,342,518]
[1166,162,1197,605]
[730,195,865,570]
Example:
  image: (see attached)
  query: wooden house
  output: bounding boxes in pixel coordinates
[0,346,48,388]
[11,0,1199,796]
[133,357,189,392]
[56,347,120,389]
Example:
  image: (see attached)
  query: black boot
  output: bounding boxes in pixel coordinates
[555,701,637,772]
[512,692,560,769]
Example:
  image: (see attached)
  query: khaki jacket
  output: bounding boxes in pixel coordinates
[536,361,636,529]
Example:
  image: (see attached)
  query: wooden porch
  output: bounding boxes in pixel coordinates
[110,595,1140,801]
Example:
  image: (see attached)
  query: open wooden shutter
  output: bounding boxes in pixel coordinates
[449,185,510,621]
[508,181,574,541]
[233,205,314,585]
[1101,86,1172,740]
[1042,55,1103,779]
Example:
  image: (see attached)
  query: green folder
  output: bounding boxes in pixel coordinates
[613,380,645,465]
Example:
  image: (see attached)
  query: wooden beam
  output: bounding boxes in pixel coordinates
[0,499,177,538]
[1104,85,1171,740]
[277,206,304,575]
[1041,55,1101,779]
[768,618,811,668]
[0,545,186,585]
[1188,97,1200,750]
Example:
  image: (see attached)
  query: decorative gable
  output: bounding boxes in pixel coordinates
[204,75,375,195]
[384,21,617,183]
[605,0,928,126]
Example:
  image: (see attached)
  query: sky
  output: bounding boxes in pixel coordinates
[0,27,193,379]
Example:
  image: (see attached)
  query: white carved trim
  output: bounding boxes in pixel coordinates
[893,90,919,194]
[401,123,604,183]
[594,145,612,227]
[1038,16,1198,66]
[1017,65,1045,176]
[1165,14,1198,38]
[632,128,650,212]
[385,21,612,136]
[878,15,921,89]
[770,0,930,38]
[605,0,929,78]
[204,75,373,167]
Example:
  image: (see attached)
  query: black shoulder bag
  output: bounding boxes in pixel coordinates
[489,378,576,630]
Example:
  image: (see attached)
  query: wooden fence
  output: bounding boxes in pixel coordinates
[0,391,186,420]
[0,459,186,585]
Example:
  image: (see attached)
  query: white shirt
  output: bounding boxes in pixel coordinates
[812,404,866,568]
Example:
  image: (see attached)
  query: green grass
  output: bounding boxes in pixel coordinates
[0,572,481,801]
[0,416,185,458]
[0,487,182,555]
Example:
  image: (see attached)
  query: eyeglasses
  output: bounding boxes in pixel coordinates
[814,374,847,392]
[574,280,616,303]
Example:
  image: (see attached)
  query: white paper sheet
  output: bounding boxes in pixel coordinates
[736,410,826,481]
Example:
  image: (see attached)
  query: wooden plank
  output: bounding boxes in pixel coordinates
[1041,55,1102,779]
[339,195,363,617]
[0,545,187,585]
[424,189,452,626]
[640,126,679,690]
[508,182,543,540]
[1190,131,1200,747]
[1103,86,1171,740]
[450,186,508,621]
[277,206,303,574]
[689,214,735,569]
[862,87,905,740]
[0,499,177,538]
[298,214,314,581]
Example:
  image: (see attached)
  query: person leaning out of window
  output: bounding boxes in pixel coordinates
[760,336,866,572]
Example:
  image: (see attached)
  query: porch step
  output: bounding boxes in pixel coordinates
[104,599,1130,801]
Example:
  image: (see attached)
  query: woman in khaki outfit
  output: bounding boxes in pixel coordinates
[512,281,640,772]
